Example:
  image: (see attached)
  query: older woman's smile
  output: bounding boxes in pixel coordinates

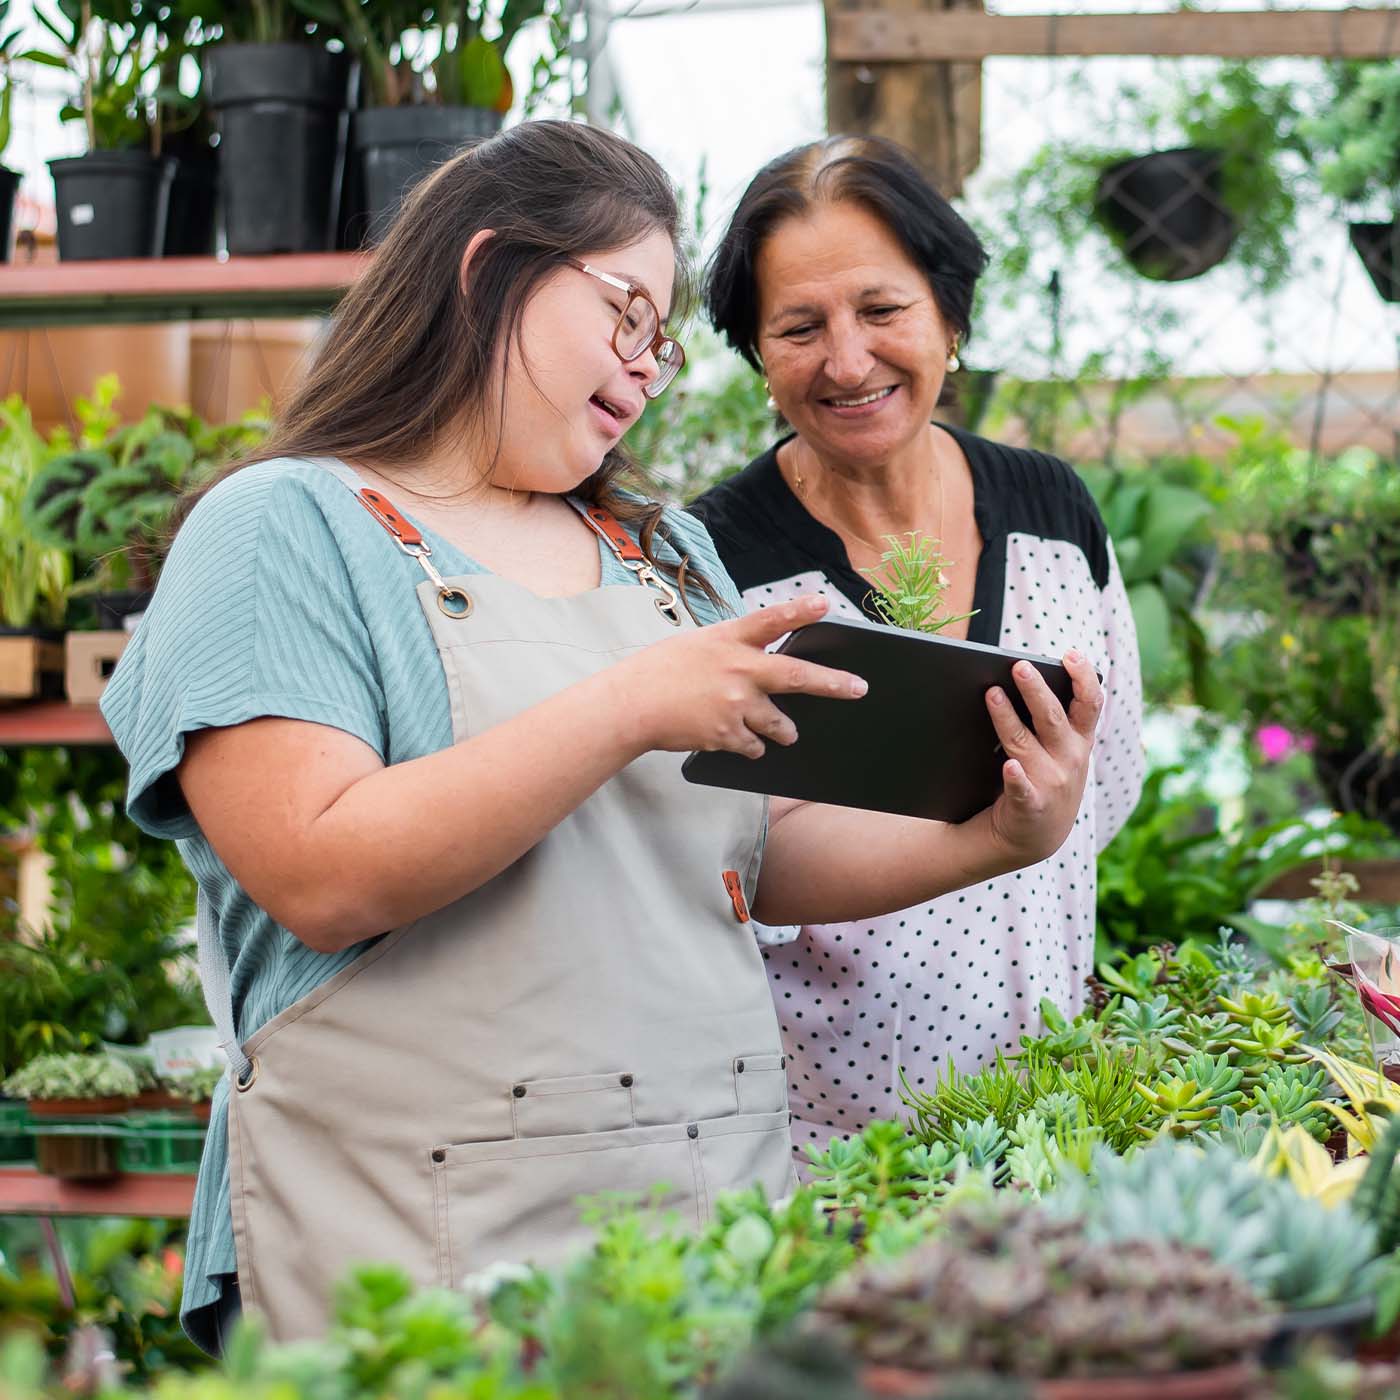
[822,385,900,415]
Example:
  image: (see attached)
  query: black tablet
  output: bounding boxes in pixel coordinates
[681,619,1079,823]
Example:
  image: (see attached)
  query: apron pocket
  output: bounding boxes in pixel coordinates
[510,1070,637,1138]
[430,1120,703,1287]
[696,1110,796,1210]
[733,1053,786,1115]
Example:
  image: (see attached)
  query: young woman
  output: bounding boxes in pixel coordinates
[101,121,1102,1351]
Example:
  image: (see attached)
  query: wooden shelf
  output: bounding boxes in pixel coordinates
[1257,858,1400,906]
[0,252,369,327]
[0,702,112,746]
[0,1167,194,1218]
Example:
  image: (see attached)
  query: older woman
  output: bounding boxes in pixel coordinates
[690,134,1144,1153]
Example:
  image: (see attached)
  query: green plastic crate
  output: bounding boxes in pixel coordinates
[0,1099,31,1165]
[117,1114,206,1174]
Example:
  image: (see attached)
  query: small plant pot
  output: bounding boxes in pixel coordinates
[207,43,357,255]
[162,131,219,257]
[0,164,20,263]
[1349,222,1400,303]
[1094,147,1238,282]
[48,151,176,261]
[349,104,501,246]
[132,1088,187,1112]
[1261,1295,1377,1369]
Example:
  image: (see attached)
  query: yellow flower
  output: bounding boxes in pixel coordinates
[1281,633,1298,652]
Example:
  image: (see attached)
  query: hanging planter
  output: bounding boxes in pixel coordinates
[207,43,357,255]
[1094,147,1238,282]
[49,149,174,261]
[1348,222,1400,303]
[351,105,501,244]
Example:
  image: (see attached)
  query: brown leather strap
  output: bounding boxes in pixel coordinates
[356,488,425,548]
[574,502,646,564]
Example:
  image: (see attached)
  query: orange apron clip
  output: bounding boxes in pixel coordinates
[722,870,751,924]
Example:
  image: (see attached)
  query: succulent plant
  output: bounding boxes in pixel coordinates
[1134,1053,1244,1138]
[807,1196,1273,1380]
[1251,1063,1332,1142]
[805,1120,955,1220]
[952,1115,1010,1178]
[1216,1105,1275,1158]
[1352,1115,1400,1255]
[1108,993,1184,1052]
[1048,1140,1387,1310]
[1287,984,1346,1045]
[2,1052,139,1102]
[1219,991,1293,1031]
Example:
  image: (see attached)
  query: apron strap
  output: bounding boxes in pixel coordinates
[568,499,683,626]
[196,890,253,1084]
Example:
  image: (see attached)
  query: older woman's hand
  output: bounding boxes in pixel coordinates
[978,652,1103,868]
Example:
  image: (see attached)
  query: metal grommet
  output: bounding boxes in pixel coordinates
[686,1123,699,1140]
[656,597,682,627]
[235,1056,260,1093]
[512,1084,527,1098]
[620,1074,634,1087]
[736,1060,746,1074]
[437,587,473,619]
[431,1148,446,1164]
[780,1056,786,1069]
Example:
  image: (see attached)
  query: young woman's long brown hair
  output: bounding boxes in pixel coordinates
[185,121,722,614]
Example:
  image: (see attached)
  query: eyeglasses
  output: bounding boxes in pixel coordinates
[567,257,686,399]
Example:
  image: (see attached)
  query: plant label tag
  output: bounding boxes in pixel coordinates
[70,204,95,226]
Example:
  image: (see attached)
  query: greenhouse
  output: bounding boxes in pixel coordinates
[1,1,1400,1397]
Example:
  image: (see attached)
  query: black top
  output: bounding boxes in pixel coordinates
[688,424,1111,645]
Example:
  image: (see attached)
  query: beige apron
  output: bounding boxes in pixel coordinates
[210,462,795,1342]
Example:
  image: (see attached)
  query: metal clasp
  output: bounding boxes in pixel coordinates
[389,535,472,620]
[622,558,682,627]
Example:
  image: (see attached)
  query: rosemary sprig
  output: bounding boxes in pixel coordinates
[860,531,978,634]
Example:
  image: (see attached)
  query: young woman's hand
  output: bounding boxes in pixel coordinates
[976,651,1103,867]
[613,593,867,758]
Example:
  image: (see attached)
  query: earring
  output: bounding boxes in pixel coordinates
[946,342,961,373]
[765,380,778,412]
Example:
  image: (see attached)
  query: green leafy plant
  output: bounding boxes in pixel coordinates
[23,387,266,591]
[0,397,73,629]
[859,531,977,635]
[804,1119,954,1224]
[2,1051,139,1101]
[169,1063,223,1104]
[1251,1063,1332,1142]
[1306,63,1400,217]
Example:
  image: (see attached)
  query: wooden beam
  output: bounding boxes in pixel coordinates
[825,0,984,195]
[1256,859,1400,906]
[829,7,1400,63]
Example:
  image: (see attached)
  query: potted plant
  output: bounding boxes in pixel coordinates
[806,1195,1272,1397]
[169,1063,222,1122]
[2,1051,138,1180]
[0,397,73,694]
[26,2,175,260]
[1306,63,1400,302]
[1007,64,1304,290]
[21,394,266,624]
[202,0,357,254]
[0,2,25,262]
[342,1,531,244]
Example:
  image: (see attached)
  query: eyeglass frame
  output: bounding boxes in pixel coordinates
[565,257,686,398]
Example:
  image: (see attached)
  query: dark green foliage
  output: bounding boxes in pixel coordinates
[1353,1115,1400,1255]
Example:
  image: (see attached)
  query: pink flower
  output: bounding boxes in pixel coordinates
[1256,724,1297,763]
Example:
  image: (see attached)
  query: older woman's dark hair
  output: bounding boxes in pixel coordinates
[706,135,988,371]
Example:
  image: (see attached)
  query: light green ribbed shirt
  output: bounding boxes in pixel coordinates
[99,456,743,1351]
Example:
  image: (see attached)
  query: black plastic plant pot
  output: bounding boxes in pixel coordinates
[207,43,358,255]
[48,150,175,261]
[0,165,20,263]
[1094,147,1239,282]
[162,131,219,257]
[92,589,154,629]
[349,105,502,246]
[1349,222,1400,303]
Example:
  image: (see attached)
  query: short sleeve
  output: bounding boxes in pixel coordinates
[100,467,386,840]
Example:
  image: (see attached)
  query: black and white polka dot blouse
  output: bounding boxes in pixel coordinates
[689,425,1145,1152]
